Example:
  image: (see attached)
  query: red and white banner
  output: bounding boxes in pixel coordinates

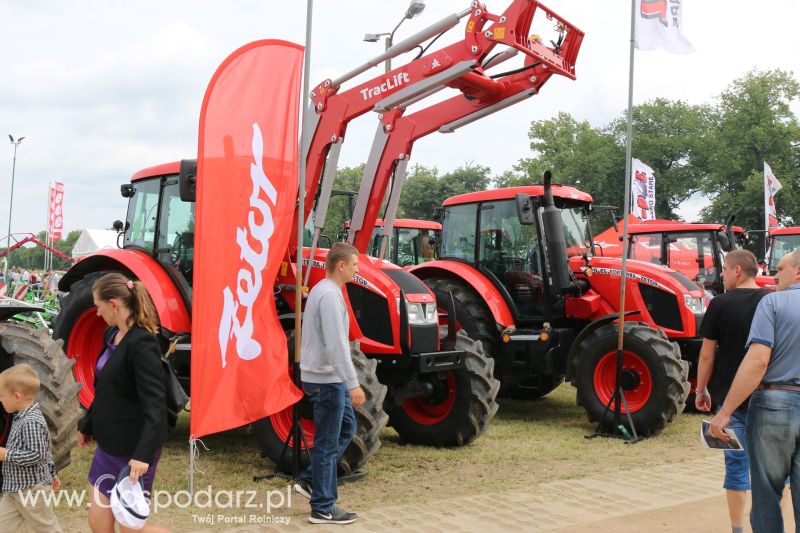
[631,158,656,221]
[48,182,64,240]
[190,40,304,438]
[635,0,695,54]
[764,161,782,231]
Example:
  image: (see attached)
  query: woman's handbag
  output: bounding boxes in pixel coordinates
[163,335,190,430]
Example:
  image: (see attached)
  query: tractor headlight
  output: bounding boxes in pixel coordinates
[406,301,438,325]
[684,294,705,314]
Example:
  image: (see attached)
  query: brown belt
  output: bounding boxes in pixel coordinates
[758,383,800,393]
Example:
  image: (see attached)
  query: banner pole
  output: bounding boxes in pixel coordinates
[292,0,314,478]
[613,0,637,435]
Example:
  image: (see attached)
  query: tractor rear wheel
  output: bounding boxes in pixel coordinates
[252,342,388,475]
[572,322,689,437]
[53,271,116,408]
[388,330,499,446]
[0,322,82,470]
[425,277,554,399]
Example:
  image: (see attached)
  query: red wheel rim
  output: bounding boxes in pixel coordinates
[269,367,315,449]
[66,309,107,408]
[403,371,456,425]
[593,350,652,413]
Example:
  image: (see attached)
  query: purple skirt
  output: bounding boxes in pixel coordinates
[88,446,163,499]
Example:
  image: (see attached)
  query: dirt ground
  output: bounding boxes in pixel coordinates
[51,386,797,532]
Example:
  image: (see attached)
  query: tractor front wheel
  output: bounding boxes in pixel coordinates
[252,344,388,475]
[388,331,499,446]
[572,322,689,437]
[0,322,82,470]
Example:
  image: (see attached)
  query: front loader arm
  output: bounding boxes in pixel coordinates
[347,4,584,252]
[293,0,583,258]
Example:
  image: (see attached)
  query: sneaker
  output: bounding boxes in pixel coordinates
[308,506,357,525]
[293,479,312,500]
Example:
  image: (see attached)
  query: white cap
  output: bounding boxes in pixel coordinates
[109,466,150,530]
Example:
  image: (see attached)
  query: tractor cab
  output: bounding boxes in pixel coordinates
[368,219,442,267]
[439,185,593,321]
[593,218,745,296]
[122,162,196,296]
[765,228,800,275]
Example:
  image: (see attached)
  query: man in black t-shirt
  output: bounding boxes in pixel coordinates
[696,249,769,533]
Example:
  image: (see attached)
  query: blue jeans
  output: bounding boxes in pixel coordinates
[746,389,800,532]
[724,408,749,491]
[299,382,356,513]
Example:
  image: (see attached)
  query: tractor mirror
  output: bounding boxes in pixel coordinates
[515,193,535,225]
[120,184,135,198]
[432,206,444,221]
[179,159,197,202]
[112,220,124,232]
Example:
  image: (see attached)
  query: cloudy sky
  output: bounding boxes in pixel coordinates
[1,0,799,239]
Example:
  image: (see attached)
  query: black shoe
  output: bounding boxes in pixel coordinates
[308,506,357,525]
[293,479,312,499]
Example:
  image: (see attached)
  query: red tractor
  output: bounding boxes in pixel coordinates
[409,174,698,436]
[54,0,582,472]
[593,216,747,297]
[756,227,800,290]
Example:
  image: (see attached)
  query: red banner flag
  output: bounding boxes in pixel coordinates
[48,182,64,239]
[190,40,304,438]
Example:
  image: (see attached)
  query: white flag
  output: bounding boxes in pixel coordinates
[764,161,782,231]
[635,0,695,54]
[631,158,656,221]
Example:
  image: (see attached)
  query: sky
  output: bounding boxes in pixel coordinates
[1,0,799,239]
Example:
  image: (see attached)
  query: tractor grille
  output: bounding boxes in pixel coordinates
[345,283,393,346]
[639,285,683,331]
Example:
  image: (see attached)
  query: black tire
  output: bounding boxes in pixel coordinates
[571,322,689,437]
[388,330,500,446]
[252,345,388,475]
[425,277,556,399]
[0,322,82,470]
[53,271,109,346]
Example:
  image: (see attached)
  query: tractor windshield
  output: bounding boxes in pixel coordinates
[124,178,161,252]
[769,233,800,273]
[560,204,592,257]
[630,231,720,293]
[440,203,477,261]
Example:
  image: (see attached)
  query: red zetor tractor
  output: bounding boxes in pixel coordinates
[51,161,498,474]
[756,227,800,290]
[593,216,747,297]
[410,173,699,435]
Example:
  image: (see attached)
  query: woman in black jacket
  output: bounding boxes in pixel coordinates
[77,273,171,533]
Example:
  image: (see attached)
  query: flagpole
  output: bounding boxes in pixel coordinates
[292,0,313,478]
[613,0,637,436]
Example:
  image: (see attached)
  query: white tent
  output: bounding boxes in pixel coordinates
[71,229,119,259]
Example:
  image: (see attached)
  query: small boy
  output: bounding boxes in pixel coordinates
[0,364,63,532]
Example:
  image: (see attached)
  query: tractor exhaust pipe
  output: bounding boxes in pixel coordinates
[542,171,572,293]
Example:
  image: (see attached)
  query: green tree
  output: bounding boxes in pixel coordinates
[609,98,713,219]
[700,69,800,249]
[398,164,440,220]
[515,111,625,208]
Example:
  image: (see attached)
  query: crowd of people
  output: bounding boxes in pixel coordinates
[1,268,61,299]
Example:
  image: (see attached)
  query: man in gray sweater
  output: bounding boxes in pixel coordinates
[295,242,365,525]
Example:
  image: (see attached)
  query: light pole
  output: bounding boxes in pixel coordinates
[364,0,426,73]
[5,135,24,283]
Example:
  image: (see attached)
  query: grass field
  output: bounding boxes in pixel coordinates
[53,384,707,531]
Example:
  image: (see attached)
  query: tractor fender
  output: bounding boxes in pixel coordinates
[565,311,641,381]
[408,261,515,328]
[59,249,191,333]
